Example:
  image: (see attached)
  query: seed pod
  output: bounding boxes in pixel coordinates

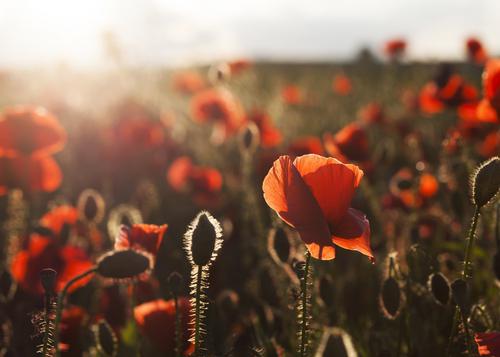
[427,272,451,305]
[451,279,469,313]
[92,320,118,357]
[379,277,402,319]
[40,268,57,295]
[167,271,183,295]
[268,227,293,265]
[184,211,223,267]
[97,250,151,280]
[471,157,500,208]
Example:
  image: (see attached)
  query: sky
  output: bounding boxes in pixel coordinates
[0,0,498,68]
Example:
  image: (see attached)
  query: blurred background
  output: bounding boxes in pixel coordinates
[0,0,498,69]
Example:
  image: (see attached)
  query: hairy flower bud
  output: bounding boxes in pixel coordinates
[471,157,500,208]
[184,211,223,267]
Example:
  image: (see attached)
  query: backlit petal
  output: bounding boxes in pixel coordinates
[293,154,363,225]
[262,155,333,259]
[331,208,373,261]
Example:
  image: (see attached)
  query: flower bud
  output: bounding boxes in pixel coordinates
[97,250,151,280]
[184,211,223,267]
[427,272,450,305]
[238,122,260,153]
[92,320,117,357]
[380,277,402,319]
[451,278,469,313]
[471,157,500,208]
[40,268,57,294]
[77,189,106,224]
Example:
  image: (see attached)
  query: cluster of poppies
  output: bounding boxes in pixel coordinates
[0,36,498,356]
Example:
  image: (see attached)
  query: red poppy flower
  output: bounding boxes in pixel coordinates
[323,123,370,162]
[0,106,66,158]
[419,73,478,114]
[0,155,62,196]
[172,71,206,95]
[134,298,191,354]
[227,59,252,75]
[112,100,165,148]
[418,173,439,199]
[466,37,488,65]
[388,168,420,209]
[10,235,93,295]
[287,137,324,157]
[262,154,373,261]
[281,85,303,105]
[384,39,406,61]
[167,156,223,206]
[477,59,500,123]
[114,224,167,257]
[246,110,282,148]
[39,205,79,237]
[332,74,352,95]
[191,88,245,138]
[475,332,500,356]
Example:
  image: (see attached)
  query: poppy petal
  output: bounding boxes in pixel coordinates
[293,154,363,226]
[262,155,333,259]
[477,99,499,123]
[331,208,373,261]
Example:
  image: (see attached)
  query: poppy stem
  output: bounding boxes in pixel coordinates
[446,206,481,356]
[54,267,97,357]
[41,292,52,356]
[462,207,481,280]
[194,266,203,357]
[299,251,311,357]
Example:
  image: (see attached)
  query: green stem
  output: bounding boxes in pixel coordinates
[174,294,181,357]
[54,267,97,357]
[462,207,481,280]
[446,206,481,357]
[194,267,203,357]
[42,293,51,356]
[300,251,311,357]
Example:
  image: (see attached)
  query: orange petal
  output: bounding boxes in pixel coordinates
[332,208,373,261]
[477,99,499,123]
[293,154,363,226]
[262,155,333,259]
[167,156,192,191]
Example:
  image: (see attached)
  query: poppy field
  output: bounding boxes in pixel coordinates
[0,38,499,357]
